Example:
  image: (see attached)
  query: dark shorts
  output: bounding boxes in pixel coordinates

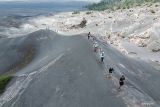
[109,70,112,73]
[101,57,104,61]
[119,81,124,86]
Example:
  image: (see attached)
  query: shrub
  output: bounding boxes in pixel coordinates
[150,9,156,13]
[0,75,13,94]
[79,18,87,28]
[155,4,159,7]
[72,11,80,14]
[86,11,92,15]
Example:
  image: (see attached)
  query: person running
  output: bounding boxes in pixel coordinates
[93,41,99,52]
[88,32,91,39]
[118,75,125,90]
[100,51,104,63]
[108,67,114,78]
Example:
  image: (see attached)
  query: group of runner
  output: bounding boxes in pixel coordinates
[87,32,125,90]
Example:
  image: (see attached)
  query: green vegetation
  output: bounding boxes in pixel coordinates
[87,0,160,11]
[79,18,87,28]
[150,9,156,13]
[0,75,13,94]
[71,18,87,29]
[0,46,34,94]
[86,11,93,15]
[72,11,80,14]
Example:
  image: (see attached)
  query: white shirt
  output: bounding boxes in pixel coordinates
[94,42,98,48]
[100,52,104,58]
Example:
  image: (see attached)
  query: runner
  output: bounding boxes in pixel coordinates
[108,67,114,78]
[118,75,125,90]
[88,32,91,39]
[93,41,99,52]
[100,50,104,63]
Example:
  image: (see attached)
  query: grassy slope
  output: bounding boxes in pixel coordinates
[0,75,13,94]
[0,45,35,94]
[88,0,159,10]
